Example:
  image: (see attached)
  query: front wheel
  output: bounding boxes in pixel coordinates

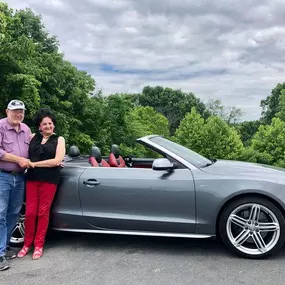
[10,202,25,247]
[219,196,285,259]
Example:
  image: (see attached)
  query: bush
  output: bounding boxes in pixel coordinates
[238,148,273,165]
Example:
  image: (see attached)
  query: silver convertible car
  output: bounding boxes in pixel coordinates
[10,135,285,259]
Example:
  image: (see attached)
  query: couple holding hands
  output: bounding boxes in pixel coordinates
[0,99,65,271]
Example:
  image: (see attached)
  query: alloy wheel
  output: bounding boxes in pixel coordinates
[226,203,280,256]
[10,202,25,246]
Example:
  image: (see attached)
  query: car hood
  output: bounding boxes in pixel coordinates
[201,159,285,181]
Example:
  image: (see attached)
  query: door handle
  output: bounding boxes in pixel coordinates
[83,179,101,186]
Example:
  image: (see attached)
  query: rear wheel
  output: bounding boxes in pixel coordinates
[10,202,25,247]
[219,196,285,259]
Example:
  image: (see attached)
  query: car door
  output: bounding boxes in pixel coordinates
[78,166,196,233]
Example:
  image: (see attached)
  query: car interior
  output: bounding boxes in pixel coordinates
[65,143,185,169]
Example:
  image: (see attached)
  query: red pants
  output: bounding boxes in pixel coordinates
[24,181,57,248]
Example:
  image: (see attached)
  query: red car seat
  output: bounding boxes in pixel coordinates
[89,146,110,167]
[108,144,125,167]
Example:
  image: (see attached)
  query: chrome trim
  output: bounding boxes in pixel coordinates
[53,228,213,239]
[137,135,198,170]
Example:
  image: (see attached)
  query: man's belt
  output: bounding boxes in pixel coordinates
[0,169,25,175]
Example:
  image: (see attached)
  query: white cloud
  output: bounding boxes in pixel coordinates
[5,0,285,120]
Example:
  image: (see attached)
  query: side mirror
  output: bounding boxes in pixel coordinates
[152,158,174,171]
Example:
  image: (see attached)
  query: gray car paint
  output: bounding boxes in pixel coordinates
[194,160,285,235]
[79,167,195,233]
[49,135,285,239]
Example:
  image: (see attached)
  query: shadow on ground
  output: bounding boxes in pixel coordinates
[43,230,285,260]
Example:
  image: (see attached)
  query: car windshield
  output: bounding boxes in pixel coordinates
[149,136,212,168]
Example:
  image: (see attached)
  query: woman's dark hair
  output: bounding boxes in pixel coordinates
[34,108,57,128]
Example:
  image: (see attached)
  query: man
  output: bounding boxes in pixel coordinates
[0,100,31,271]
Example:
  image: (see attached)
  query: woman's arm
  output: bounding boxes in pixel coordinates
[32,137,66,168]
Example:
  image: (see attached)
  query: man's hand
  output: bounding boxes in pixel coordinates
[18,158,30,169]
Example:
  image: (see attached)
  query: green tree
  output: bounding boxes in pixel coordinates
[0,4,96,154]
[206,99,243,124]
[139,86,208,135]
[251,118,285,166]
[0,3,9,43]
[235,120,261,147]
[238,147,273,165]
[102,94,133,150]
[174,109,244,160]
[200,116,244,160]
[174,107,205,153]
[276,89,285,122]
[261,83,285,124]
[80,95,109,154]
[120,106,169,157]
[0,4,42,119]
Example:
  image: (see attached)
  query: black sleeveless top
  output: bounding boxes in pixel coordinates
[26,133,61,184]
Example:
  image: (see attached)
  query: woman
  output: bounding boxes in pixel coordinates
[17,108,65,260]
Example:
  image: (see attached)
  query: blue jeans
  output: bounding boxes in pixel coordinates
[0,172,25,257]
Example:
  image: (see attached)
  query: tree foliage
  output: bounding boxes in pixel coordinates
[120,106,169,157]
[276,89,285,122]
[206,99,243,124]
[200,116,244,160]
[174,108,244,160]
[0,3,95,153]
[238,147,273,165]
[174,107,205,152]
[261,83,285,124]
[139,86,208,135]
[235,120,261,147]
[251,118,285,166]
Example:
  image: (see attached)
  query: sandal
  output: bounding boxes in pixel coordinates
[32,247,43,260]
[17,246,31,258]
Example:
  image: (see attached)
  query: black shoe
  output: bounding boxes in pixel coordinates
[5,247,16,260]
[0,256,10,271]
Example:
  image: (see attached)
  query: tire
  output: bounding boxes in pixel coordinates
[219,196,285,259]
[9,202,25,247]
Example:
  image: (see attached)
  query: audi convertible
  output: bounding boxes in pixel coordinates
[10,135,285,259]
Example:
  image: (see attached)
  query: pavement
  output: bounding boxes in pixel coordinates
[2,231,285,285]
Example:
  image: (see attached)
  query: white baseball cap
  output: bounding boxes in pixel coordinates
[7,100,26,110]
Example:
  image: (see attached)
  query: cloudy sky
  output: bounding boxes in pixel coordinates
[5,0,285,121]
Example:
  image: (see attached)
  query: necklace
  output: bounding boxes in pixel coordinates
[42,134,53,141]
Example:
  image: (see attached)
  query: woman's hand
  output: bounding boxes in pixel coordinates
[28,160,35,168]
